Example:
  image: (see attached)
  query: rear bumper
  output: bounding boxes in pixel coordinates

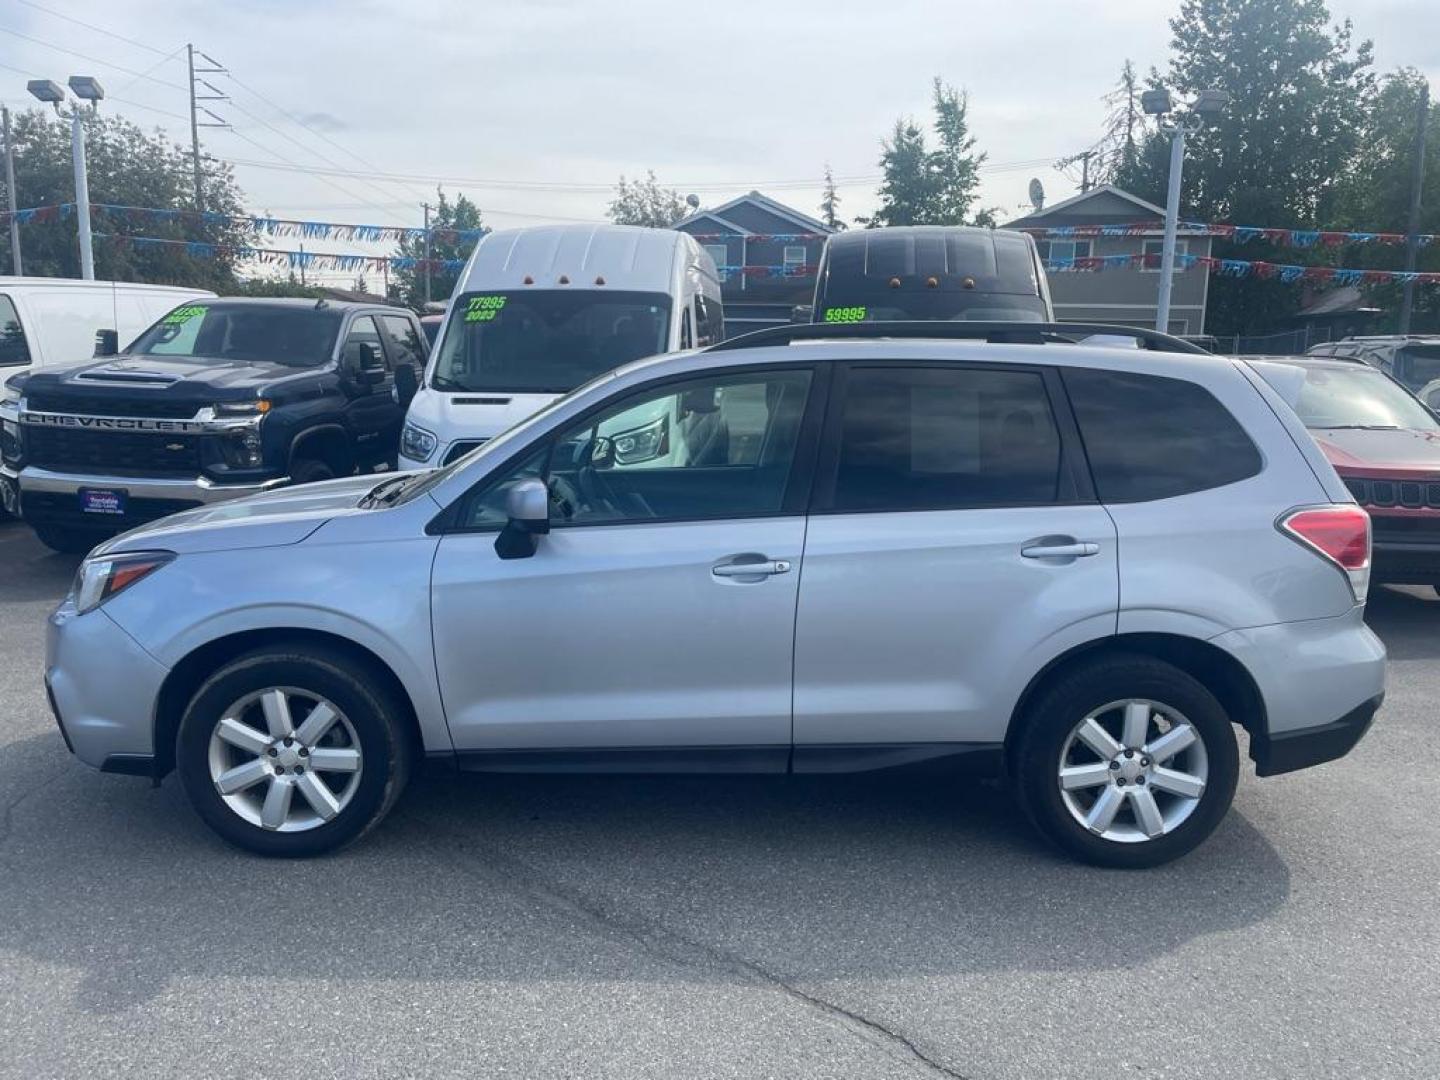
[1371,539,1440,585]
[1249,693,1383,776]
[1208,607,1386,771]
[15,465,287,530]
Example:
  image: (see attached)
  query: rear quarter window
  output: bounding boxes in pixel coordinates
[1063,367,1262,502]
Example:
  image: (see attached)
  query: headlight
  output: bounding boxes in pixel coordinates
[70,551,174,615]
[611,415,669,464]
[213,399,271,417]
[401,422,437,462]
[1,418,20,463]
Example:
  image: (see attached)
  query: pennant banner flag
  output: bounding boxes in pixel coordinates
[1044,251,1440,286]
[95,233,467,275]
[1025,221,1436,249]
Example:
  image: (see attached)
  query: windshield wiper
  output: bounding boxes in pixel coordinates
[1315,424,1404,431]
[429,373,466,391]
[359,475,412,508]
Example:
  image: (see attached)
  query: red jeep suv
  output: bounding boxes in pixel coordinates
[1253,355,1440,594]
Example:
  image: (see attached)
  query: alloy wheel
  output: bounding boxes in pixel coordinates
[206,687,364,832]
[1057,698,1209,843]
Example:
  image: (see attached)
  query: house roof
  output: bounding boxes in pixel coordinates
[673,190,832,235]
[1010,184,1167,224]
[673,210,751,236]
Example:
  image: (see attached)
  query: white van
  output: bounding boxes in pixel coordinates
[0,277,216,375]
[398,225,724,468]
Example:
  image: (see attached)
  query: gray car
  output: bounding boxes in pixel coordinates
[46,324,1386,867]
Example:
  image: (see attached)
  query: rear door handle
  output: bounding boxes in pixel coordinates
[712,559,791,578]
[1021,542,1100,559]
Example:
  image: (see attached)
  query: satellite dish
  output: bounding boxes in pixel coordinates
[685,193,700,209]
[1028,178,1045,212]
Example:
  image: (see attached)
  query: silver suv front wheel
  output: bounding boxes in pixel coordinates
[177,646,412,857]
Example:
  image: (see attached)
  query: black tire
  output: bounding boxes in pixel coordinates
[176,645,413,857]
[32,522,110,555]
[289,457,336,486]
[1012,654,1239,869]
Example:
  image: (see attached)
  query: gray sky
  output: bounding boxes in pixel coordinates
[2,0,1437,283]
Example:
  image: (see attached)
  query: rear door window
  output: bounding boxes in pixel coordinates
[1063,368,1262,502]
[0,295,30,367]
[827,365,1064,511]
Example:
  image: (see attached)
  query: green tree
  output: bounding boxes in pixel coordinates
[1144,0,1376,334]
[1335,69,1440,330]
[390,190,485,308]
[819,163,846,230]
[1088,60,1144,188]
[860,79,989,228]
[606,171,687,228]
[0,108,249,288]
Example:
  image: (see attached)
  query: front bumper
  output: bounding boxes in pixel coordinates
[46,598,170,772]
[1250,693,1383,776]
[13,465,288,530]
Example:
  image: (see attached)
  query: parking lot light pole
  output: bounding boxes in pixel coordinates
[1142,88,1227,334]
[3,105,20,275]
[27,76,104,281]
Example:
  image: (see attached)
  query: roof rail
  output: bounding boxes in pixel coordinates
[706,321,1211,355]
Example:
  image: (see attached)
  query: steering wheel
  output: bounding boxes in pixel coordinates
[575,465,623,519]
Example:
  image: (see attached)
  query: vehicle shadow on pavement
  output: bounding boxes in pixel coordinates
[1365,585,1440,660]
[0,730,1291,1014]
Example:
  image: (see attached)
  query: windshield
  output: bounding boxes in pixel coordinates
[816,292,1047,324]
[129,303,342,367]
[430,290,672,394]
[1398,345,1440,391]
[1292,366,1439,431]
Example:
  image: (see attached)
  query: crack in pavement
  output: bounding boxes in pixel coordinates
[416,814,970,1079]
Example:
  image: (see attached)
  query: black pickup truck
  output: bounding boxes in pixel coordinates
[0,298,424,552]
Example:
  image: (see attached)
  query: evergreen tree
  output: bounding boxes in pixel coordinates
[819,164,846,230]
[390,190,485,308]
[860,79,990,228]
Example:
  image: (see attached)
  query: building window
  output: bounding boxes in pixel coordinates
[1141,239,1189,271]
[704,244,729,282]
[1039,239,1092,262]
[783,245,807,270]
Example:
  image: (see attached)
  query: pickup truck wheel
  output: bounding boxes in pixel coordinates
[32,523,109,555]
[290,458,335,486]
[176,646,413,857]
[1013,655,1239,869]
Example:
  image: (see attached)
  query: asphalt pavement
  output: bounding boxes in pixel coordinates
[0,518,1436,1079]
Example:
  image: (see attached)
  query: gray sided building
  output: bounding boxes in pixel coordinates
[674,192,833,333]
[1005,185,1213,337]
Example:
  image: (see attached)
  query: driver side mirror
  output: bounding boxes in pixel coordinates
[494,477,550,560]
[93,328,119,357]
[355,342,385,386]
[393,363,418,407]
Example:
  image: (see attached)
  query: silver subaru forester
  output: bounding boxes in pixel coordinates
[45,325,1386,867]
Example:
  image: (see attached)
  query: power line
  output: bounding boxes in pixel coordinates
[14,0,173,58]
[0,24,187,90]
[222,70,430,205]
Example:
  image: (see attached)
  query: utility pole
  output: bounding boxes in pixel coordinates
[186,45,230,212]
[2,106,21,275]
[422,202,432,305]
[1398,81,1430,335]
[1079,150,1095,193]
[71,106,94,279]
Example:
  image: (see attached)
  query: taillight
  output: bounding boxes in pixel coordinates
[1280,505,1371,603]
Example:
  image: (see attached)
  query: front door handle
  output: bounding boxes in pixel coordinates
[712,559,791,578]
[1021,541,1100,559]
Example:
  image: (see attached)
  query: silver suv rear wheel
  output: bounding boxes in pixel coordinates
[1014,655,1239,868]
[1057,698,1209,843]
